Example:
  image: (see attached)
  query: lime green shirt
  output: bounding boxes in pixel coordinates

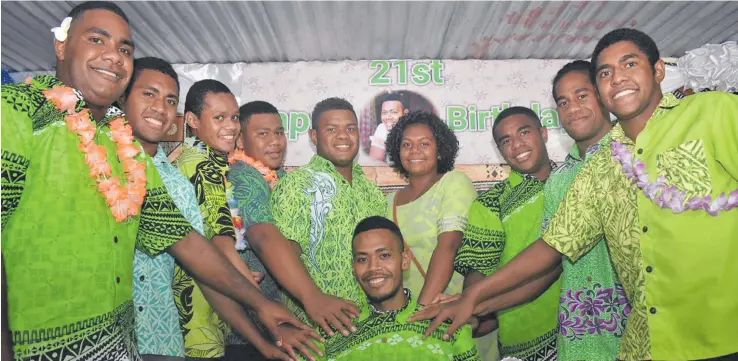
[543,92,738,360]
[455,170,560,360]
[1,75,193,360]
[387,170,478,297]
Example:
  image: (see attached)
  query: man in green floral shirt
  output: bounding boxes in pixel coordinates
[0,3,307,361]
[454,107,562,361]
[271,97,386,360]
[411,28,738,361]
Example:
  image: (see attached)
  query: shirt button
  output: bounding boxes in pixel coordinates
[115,276,120,284]
[642,226,648,233]
[139,275,145,281]
[650,307,657,314]
[646,266,653,273]
[637,148,643,155]
[114,236,118,243]
[138,306,144,312]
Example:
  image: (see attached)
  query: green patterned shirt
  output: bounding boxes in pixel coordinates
[1,75,193,361]
[455,170,560,361]
[271,156,385,340]
[171,137,235,358]
[325,290,480,361]
[543,92,738,360]
[542,133,631,361]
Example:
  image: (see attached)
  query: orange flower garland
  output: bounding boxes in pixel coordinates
[42,84,147,222]
[228,149,279,190]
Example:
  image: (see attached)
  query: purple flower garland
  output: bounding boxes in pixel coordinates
[611,140,738,216]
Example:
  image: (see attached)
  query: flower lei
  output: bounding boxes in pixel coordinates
[43,83,147,222]
[612,140,738,216]
[228,149,280,190]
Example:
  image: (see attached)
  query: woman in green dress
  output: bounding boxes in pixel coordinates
[385,111,478,305]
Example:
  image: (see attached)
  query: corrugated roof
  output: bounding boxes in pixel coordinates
[2,1,738,72]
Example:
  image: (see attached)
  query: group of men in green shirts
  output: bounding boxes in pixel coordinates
[2,2,738,361]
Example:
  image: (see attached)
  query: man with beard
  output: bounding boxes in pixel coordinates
[271,97,386,360]
[411,28,738,361]
[0,3,307,360]
[323,216,479,361]
[453,107,562,361]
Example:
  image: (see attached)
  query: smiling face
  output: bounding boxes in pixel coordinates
[122,69,179,152]
[187,92,241,154]
[594,40,665,122]
[381,100,407,131]
[55,9,134,109]
[494,114,549,175]
[555,71,610,143]
[399,123,439,178]
[238,113,287,170]
[310,109,359,168]
[353,229,410,306]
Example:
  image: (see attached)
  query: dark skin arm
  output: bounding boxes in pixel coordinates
[168,230,312,344]
[417,231,463,305]
[2,255,13,361]
[247,223,360,337]
[463,271,497,338]
[213,235,259,287]
[409,239,562,338]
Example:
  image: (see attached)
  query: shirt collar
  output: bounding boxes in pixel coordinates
[611,93,681,146]
[30,75,124,126]
[152,145,169,166]
[309,155,364,178]
[566,131,613,162]
[369,288,413,316]
[185,136,229,168]
[508,160,556,186]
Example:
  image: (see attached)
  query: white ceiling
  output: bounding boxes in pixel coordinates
[2,1,738,72]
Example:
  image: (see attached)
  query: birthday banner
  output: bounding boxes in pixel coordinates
[9,59,579,167]
[173,59,577,167]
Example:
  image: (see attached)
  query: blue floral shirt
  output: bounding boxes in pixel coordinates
[133,145,205,357]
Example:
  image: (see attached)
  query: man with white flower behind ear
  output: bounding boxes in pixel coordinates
[0,2,310,361]
[411,28,738,361]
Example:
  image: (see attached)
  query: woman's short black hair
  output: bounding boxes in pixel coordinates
[386,110,459,178]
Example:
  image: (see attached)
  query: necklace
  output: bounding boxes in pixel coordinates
[228,149,280,190]
[42,82,147,222]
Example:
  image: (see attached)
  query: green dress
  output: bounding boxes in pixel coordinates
[325,289,480,361]
[387,170,478,297]
[455,170,560,361]
[1,75,193,361]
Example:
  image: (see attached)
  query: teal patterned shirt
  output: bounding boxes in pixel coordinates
[133,145,206,357]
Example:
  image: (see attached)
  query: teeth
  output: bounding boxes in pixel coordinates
[369,278,386,285]
[515,151,531,160]
[336,145,350,148]
[222,135,234,140]
[94,68,119,79]
[409,160,424,163]
[614,89,635,99]
[144,117,162,126]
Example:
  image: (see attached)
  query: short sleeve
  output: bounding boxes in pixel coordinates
[137,157,194,256]
[454,188,506,277]
[370,124,388,148]
[708,92,738,181]
[542,161,604,262]
[271,171,311,248]
[1,84,36,229]
[437,170,477,234]
[177,154,235,239]
[230,163,275,228]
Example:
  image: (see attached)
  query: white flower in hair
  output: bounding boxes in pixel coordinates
[51,17,73,42]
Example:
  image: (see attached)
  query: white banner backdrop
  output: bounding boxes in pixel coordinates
[173,59,578,167]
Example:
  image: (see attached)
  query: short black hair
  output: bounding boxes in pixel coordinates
[123,57,179,99]
[386,111,459,178]
[311,97,357,130]
[68,1,129,24]
[185,79,232,118]
[590,28,660,84]
[352,216,404,253]
[552,60,592,100]
[381,92,407,108]
[492,106,541,141]
[239,101,279,127]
